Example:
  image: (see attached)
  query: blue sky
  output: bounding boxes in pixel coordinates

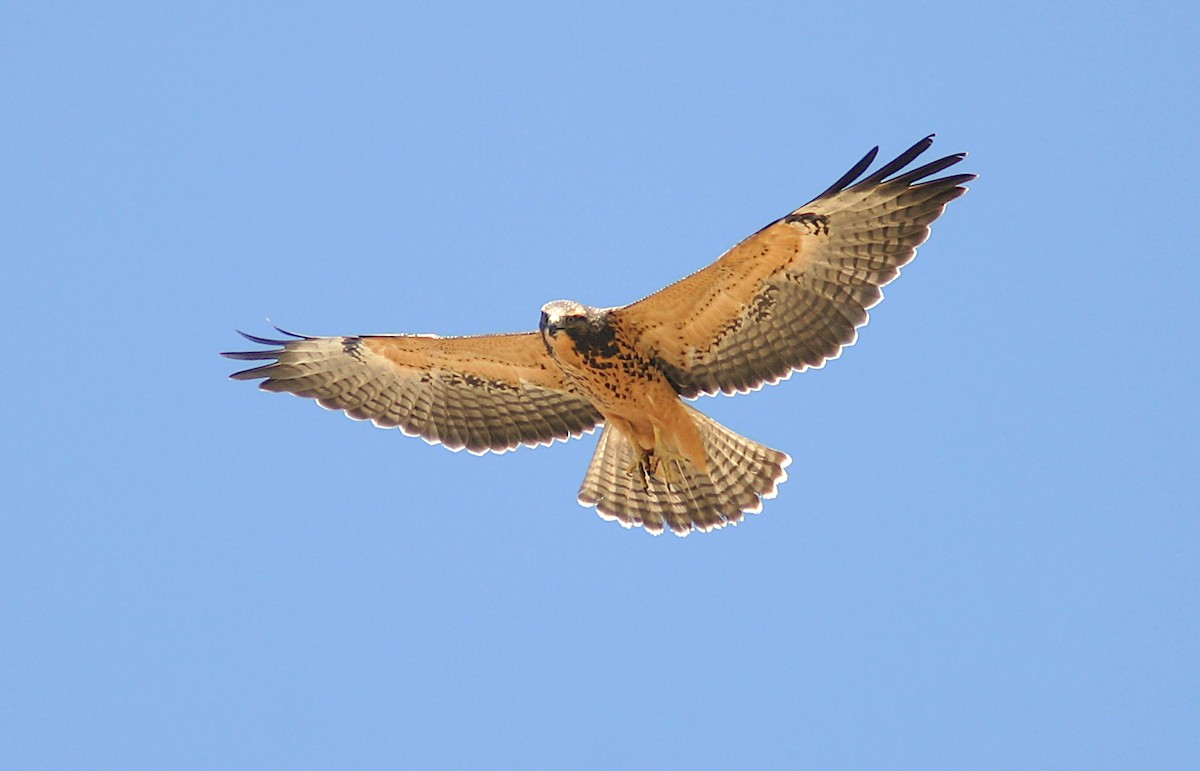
[3,2,1197,768]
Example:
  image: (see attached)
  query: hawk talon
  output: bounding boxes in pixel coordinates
[623,446,686,490]
[649,425,689,486]
[624,449,653,491]
[650,452,686,486]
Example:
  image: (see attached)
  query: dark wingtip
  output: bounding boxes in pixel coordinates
[808,135,959,204]
[233,329,291,347]
[221,349,280,361]
[222,324,305,372]
[861,135,937,186]
[270,323,312,340]
[939,172,978,186]
[892,151,969,186]
[221,323,312,356]
[810,144,880,202]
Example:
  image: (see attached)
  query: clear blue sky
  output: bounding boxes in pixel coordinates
[3,2,1197,768]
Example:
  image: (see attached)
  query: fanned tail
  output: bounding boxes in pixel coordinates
[577,405,790,536]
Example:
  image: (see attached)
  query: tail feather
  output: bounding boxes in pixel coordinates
[577,405,790,536]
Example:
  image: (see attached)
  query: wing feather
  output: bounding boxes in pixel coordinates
[616,136,974,397]
[223,330,602,454]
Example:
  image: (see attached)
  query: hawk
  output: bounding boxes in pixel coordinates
[224,136,974,536]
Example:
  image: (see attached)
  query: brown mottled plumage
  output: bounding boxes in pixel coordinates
[224,136,974,536]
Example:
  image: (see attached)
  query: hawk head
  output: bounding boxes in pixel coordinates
[539,300,590,338]
[539,300,618,359]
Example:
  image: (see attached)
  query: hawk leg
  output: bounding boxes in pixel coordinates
[624,447,654,492]
[649,424,691,486]
[622,427,692,490]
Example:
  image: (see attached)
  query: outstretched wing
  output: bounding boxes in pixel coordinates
[223,328,602,454]
[615,135,975,397]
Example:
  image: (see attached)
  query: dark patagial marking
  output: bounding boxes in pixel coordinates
[342,337,367,361]
[784,212,830,236]
[748,284,779,322]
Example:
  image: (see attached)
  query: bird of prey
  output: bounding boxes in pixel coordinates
[224,136,974,536]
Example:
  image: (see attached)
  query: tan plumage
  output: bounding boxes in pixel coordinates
[578,406,791,535]
[225,331,601,454]
[224,136,974,536]
[619,136,973,397]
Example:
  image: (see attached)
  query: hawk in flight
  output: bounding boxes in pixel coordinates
[224,136,973,536]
